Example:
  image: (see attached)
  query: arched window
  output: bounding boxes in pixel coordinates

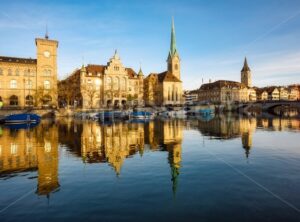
[113,77,119,90]
[9,95,18,106]
[15,69,19,76]
[121,78,126,90]
[8,69,12,76]
[25,95,34,106]
[106,77,112,89]
[10,80,17,89]
[175,64,178,70]
[0,68,3,75]
[44,80,50,89]
[42,95,52,106]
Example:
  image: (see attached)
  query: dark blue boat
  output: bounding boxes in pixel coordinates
[4,113,41,124]
[4,122,39,130]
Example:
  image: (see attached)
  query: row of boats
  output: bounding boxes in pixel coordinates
[75,108,215,122]
[0,107,215,127]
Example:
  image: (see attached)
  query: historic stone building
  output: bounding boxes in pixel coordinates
[144,19,183,106]
[0,34,58,108]
[59,51,144,109]
[198,58,256,103]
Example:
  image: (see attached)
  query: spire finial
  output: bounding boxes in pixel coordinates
[170,16,178,57]
[45,24,49,40]
[113,49,120,60]
[241,56,251,72]
[138,61,143,76]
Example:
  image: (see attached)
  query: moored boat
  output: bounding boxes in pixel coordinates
[4,113,41,124]
[131,111,153,119]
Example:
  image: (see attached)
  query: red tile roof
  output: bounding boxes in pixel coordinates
[200,80,246,90]
[145,71,181,83]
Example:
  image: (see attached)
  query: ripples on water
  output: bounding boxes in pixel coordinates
[0,116,300,222]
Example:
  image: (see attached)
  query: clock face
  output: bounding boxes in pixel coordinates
[43,51,50,58]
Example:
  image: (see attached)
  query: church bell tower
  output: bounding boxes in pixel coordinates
[241,57,252,87]
[167,18,181,80]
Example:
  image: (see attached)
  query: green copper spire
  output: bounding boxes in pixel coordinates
[138,68,143,76]
[170,17,178,57]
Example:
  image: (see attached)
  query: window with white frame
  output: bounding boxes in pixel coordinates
[10,80,17,88]
[44,80,50,89]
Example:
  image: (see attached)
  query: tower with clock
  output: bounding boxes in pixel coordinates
[35,32,59,106]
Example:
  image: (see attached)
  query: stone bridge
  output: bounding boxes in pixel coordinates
[237,101,300,113]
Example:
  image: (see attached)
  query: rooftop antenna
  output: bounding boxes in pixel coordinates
[45,24,49,40]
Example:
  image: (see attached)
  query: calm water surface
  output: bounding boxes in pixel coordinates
[0,116,300,222]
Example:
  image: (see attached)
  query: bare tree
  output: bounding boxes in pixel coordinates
[82,84,99,109]
[34,86,57,108]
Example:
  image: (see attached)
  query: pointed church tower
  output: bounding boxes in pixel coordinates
[241,57,252,87]
[167,17,181,80]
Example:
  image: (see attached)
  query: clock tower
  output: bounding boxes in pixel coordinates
[35,33,58,106]
[167,17,180,80]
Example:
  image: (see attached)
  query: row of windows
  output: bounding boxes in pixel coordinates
[0,80,51,89]
[84,77,141,91]
[0,68,52,76]
[1,94,52,106]
[106,77,126,90]
[168,91,179,101]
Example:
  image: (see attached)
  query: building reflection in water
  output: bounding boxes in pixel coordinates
[0,116,299,197]
[194,115,300,158]
[81,121,145,174]
[0,121,59,198]
[80,119,183,193]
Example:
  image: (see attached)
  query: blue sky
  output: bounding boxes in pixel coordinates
[1,0,300,89]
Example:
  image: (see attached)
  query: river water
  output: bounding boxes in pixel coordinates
[0,116,300,221]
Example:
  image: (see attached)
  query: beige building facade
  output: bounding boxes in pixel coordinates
[198,58,256,103]
[59,51,144,109]
[0,35,58,108]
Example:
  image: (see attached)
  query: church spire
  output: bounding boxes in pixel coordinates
[241,57,250,72]
[170,17,178,57]
[138,62,144,76]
